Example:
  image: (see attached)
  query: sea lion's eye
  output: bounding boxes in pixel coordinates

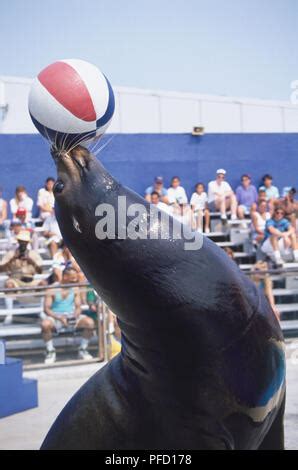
[54,180,64,194]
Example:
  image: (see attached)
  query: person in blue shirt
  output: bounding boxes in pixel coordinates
[261,207,298,266]
[145,176,169,204]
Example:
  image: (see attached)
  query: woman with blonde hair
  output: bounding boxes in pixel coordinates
[9,185,33,222]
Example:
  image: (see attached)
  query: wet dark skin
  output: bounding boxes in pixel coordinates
[41,146,286,450]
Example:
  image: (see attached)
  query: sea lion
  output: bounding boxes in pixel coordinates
[41,145,286,450]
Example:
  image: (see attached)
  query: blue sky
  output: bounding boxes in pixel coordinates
[1,0,297,100]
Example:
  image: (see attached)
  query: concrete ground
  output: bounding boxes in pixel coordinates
[0,362,105,450]
[0,356,297,450]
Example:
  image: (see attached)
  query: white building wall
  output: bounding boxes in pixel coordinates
[0,76,298,134]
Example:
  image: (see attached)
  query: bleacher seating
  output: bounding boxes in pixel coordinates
[0,211,298,363]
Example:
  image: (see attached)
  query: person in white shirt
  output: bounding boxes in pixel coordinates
[150,191,173,216]
[10,186,34,222]
[37,177,55,220]
[251,199,271,243]
[190,183,210,233]
[167,177,188,205]
[208,169,237,221]
[167,176,190,222]
[43,209,63,257]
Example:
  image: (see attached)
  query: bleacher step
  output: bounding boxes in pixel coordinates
[276,303,298,313]
[273,288,298,296]
[280,320,298,331]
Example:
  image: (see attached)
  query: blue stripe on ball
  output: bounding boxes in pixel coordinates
[96,76,115,129]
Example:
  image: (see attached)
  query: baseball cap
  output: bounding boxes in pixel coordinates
[16,231,31,243]
[155,176,163,183]
[216,169,226,175]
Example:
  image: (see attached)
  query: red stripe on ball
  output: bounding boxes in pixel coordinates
[38,61,96,122]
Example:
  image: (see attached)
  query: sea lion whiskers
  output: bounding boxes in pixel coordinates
[42,124,52,144]
[65,129,98,155]
[60,132,70,153]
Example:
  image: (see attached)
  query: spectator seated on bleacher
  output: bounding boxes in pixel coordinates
[222,246,236,262]
[41,266,95,364]
[150,191,173,215]
[5,220,22,250]
[257,188,267,201]
[51,242,87,303]
[42,208,63,257]
[0,187,8,234]
[86,287,98,322]
[167,176,192,224]
[85,287,106,362]
[207,169,237,221]
[10,186,33,222]
[251,260,280,321]
[12,208,39,250]
[0,230,44,288]
[275,187,297,229]
[37,177,55,221]
[251,199,271,244]
[261,207,298,266]
[0,230,46,325]
[167,176,188,206]
[235,174,258,219]
[190,183,210,233]
[259,174,279,212]
[145,176,168,204]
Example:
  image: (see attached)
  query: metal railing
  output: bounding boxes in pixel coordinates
[0,281,116,363]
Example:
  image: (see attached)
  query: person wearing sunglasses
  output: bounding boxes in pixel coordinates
[261,207,298,266]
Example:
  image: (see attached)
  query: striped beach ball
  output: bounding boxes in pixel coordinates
[28,59,115,149]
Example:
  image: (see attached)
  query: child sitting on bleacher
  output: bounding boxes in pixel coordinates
[190,183,210,233]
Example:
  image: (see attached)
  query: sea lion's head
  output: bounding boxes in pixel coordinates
[51,144,119,242]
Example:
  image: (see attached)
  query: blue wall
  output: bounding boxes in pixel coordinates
[0,133,298,216]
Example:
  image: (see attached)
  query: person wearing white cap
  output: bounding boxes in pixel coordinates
[207,169,237,221]
[0,230,45,325]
